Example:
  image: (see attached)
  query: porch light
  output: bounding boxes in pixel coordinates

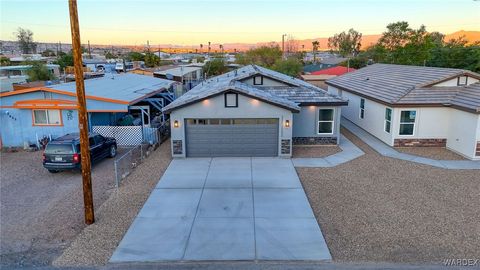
[173,120,179,128]
[284,120,290,128]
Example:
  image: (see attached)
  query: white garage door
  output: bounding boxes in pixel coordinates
[185,118,279,157]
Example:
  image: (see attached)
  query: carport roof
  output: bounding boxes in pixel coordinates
[163,65,346,113]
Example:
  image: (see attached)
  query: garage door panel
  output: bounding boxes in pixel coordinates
[186,118,279,157]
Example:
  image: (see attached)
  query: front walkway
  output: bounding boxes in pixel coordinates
[342,118,480,170]
[110,158,331,262]
[292,135,364,167]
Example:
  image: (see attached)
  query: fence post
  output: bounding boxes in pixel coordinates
[114,159,119,188]
[140,144,144,161]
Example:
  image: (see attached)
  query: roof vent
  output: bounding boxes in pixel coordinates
[365,77,370,81]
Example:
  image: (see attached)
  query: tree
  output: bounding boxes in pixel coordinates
[312,41,319,62]
[203,58,227,77]
[144,52,160,67]
[328,28,362,57]
[54,53,74,71]
[1,56,11,66]
[15,27,37,54]
[235,45,282,68]
[128,51,145,61]
[285,35,299,54]
[24,61,55,81]
[271,57,302,77]
[104,51,116,59]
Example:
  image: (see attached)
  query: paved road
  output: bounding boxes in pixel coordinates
[0,149,127,268]
[111,157,330,262]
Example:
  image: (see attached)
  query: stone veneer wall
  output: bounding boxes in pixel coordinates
[281,139,291,155]
[476,142,480,156]
[172,140,183,155]
[394,138,447,147]
[292,137,337,145]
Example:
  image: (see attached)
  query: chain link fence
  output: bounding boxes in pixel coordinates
[113,123,170,187]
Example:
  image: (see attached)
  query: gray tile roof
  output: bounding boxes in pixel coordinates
[326,63,480,113]
[163,65,346,113]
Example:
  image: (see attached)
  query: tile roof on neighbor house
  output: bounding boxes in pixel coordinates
[311,66,356,76]
[162,65,347,113]
[326,63,480,113]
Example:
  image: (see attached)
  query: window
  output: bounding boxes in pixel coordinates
[253,75,263,85]
[457,76,468,86]
[94,135,105,144]
[399,110,416,135]
[89,137,96,146]
[224,93,238,107]
[32,109,61,125]
[318,109,334,134]
[359,98,365,119]
[384,108,392,133]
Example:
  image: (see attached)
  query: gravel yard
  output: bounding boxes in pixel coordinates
[292,145,341,158]
[395,147,465,160]
[53,140,171,267]
[297,128,480,263]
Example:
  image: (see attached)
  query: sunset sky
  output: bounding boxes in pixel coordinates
[1,0,479,46]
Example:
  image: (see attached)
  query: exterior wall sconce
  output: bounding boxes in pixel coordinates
[173,120,179,128]
[284,120,290,128]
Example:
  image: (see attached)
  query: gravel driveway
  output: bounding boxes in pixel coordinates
[0,148,127,268]
[297,128,480,263]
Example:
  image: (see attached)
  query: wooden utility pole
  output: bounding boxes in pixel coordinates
[88,40,92,59]
[68,0,94,225]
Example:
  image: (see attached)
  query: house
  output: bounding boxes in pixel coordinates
[153,66,203,91]
[0,73,176,147]
[0,64,61,79]
[326,63,480,160]
[301,66,356,89]
[162,65,348,158]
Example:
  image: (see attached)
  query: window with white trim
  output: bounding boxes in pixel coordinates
[359,98,365,119]
[399,110,416,135]
[384,108,392,133]
[33,109,61,125]
[318,109,334,134]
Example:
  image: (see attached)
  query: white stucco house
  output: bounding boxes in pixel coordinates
[326,63,480,160]
[163,65,348,158]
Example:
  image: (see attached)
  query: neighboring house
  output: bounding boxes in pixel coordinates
[154,66,203,91]
[0,73,176,147]
[326,63,480,160]
[163,65,347,158]
[0,64,61,78]
[301,66,356,89]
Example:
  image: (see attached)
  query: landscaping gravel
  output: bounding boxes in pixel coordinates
[52,140,172,267]
[0,148,128,268]
[297,128,480,264]
[292,145,341,158]
[396,147,465,160]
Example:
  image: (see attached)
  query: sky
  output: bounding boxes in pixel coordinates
[1,0,479,46]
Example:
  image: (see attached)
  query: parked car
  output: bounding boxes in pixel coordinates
[43,133,117,173]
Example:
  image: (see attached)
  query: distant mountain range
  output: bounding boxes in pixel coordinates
[1,30,478,54]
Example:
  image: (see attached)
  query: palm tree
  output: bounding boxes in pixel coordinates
[312,41,319,63]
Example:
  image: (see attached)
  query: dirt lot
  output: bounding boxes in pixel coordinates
[0,147,128,268]
[297,129,480,263]
[54,140,172,266]
[396,147,465,160]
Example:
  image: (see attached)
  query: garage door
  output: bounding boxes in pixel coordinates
[185,118,279,157]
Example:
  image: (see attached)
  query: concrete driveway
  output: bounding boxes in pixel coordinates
[111,157,330,262]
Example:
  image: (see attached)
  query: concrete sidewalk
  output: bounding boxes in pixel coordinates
[110,157,331,262]
[342,118,480,170]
